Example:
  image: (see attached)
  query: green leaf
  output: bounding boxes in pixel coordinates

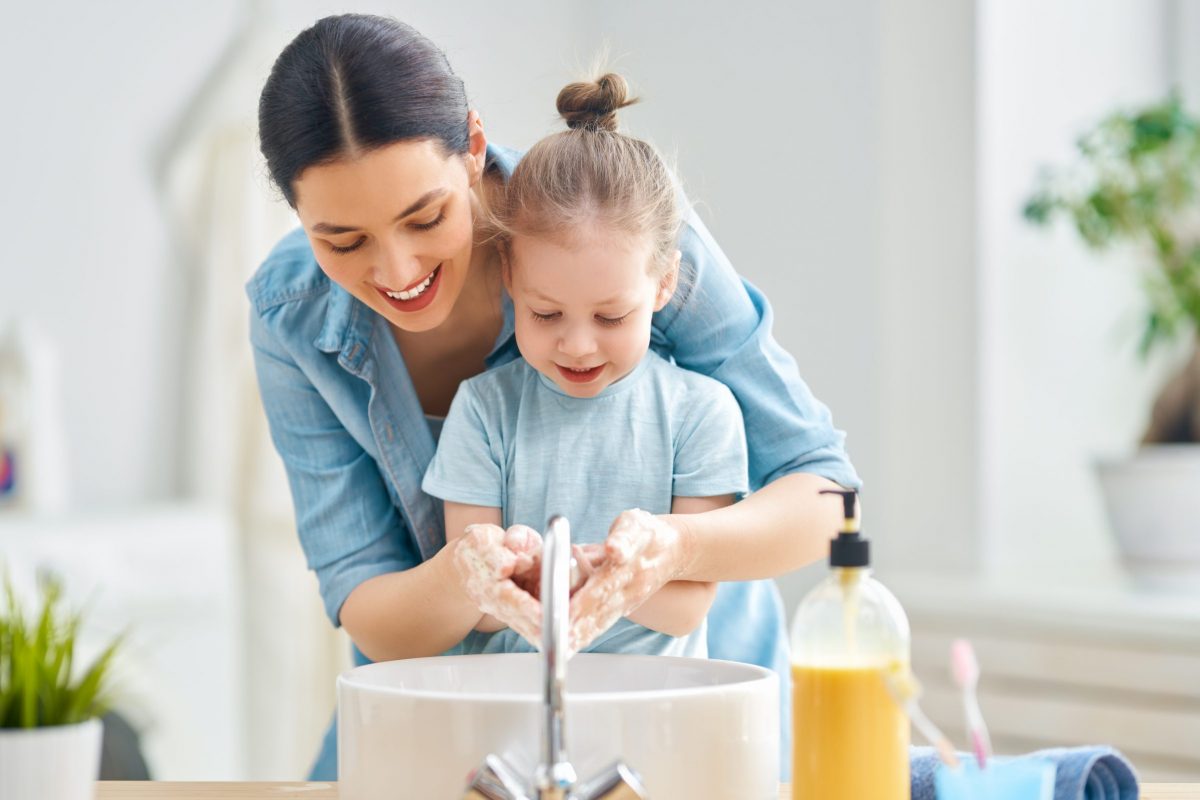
[1023,92,1200,354]
[0,574,121,728]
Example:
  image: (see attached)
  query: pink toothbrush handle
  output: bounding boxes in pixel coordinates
[970,730,988,769]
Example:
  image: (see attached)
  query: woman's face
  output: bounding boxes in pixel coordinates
[292,136,485,333]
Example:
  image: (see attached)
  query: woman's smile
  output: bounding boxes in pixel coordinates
[375,264,443,311]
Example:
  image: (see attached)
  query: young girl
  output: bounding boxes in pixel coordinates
[422,73,748,657]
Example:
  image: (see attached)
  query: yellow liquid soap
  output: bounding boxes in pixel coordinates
[791,662,911,800]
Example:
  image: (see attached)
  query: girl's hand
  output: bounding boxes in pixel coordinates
[452,523,542,646]
[568,509,687,653]
[504,524,544,600]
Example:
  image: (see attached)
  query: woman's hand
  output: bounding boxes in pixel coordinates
[568,509,688,653]
[452,523,543,646]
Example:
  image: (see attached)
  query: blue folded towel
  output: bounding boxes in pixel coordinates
[911,746,1139,800]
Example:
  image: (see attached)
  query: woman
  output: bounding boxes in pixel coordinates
[249,14,859,779]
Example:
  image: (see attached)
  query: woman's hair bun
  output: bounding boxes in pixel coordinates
[556,72,638,132]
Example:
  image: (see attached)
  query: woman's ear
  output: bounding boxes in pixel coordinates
[654,250,681,311]
[465,110,488,186]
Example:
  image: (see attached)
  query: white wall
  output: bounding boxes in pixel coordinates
[0,2,241,506]
[979,0,1180,570]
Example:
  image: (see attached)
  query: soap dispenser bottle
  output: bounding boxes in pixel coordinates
[790,489,911,800]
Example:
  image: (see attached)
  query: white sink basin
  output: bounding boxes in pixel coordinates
[338,652,778,799]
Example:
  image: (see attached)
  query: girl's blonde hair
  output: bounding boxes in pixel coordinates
[489,73,682,277]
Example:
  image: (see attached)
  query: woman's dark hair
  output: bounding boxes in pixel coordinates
[258,14,469,207]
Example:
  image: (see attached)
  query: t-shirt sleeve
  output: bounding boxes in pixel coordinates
[422,383,504,508]
[672,381,750,498]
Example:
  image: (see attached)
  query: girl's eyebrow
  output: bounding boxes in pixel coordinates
[528,288,562,304]
[528,288,631,306]
[312,188,449,234]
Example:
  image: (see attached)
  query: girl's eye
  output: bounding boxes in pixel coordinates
[596,313,630,327]
[411,212,446,232]
[530,310,561,323]
[329,238,365,254]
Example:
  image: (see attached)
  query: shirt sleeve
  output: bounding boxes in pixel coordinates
[421,383,504,509]
[653,210,862,491]
[673,382,750,498]
[249,307,420,627]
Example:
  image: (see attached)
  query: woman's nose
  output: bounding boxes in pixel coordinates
[375,241,424,289]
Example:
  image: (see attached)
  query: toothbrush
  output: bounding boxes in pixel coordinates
[883,664,961,769]
[951,638,993,769]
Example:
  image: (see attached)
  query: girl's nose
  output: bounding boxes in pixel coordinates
[558,323,597,358]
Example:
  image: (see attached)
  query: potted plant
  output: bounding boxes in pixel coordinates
[1025,93,1200,567]
[0,575,121,799]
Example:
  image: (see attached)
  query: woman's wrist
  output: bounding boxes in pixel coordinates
[436,536,485,623]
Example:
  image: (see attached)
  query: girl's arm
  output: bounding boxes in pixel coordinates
[622,495,729,637]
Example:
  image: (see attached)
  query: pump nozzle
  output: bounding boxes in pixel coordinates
[819,489,859,533]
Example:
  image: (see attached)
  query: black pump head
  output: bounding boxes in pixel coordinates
[819,489,869,568]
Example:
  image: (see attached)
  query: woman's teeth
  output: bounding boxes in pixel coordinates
[385,269,436,300]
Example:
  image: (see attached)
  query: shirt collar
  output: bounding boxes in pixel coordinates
[536,351,655,399]
[314,282,373,375]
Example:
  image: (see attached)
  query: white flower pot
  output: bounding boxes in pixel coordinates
[1095,445,1200,566]
[0,718,103,800]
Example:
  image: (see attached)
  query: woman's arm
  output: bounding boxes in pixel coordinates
[623,495,728,636]
[339,540,491,661]
[249,305,488,661]
[668,472,845,582]
[445,501,509,633]
[649,212,861,580]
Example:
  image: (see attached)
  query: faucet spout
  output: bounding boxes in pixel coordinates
[535,515,576,798]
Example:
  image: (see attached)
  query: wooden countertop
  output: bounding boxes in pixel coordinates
[95,782,1199,798]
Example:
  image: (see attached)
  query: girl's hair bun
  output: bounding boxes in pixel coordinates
[556,72,638,132]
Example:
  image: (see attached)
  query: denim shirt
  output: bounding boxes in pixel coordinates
[247,143,860,779]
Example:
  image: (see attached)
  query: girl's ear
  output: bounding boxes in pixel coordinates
[654,250,681,311]
[499,243,513,292]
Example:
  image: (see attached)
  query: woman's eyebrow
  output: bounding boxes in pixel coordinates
[311,188,449,234]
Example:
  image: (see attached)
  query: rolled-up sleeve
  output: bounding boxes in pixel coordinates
[249,307,420,626]
[655,212,861,491]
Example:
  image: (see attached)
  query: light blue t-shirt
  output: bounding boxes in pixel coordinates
[422,349,749,658]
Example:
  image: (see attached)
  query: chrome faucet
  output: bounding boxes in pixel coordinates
[463,516,648,800]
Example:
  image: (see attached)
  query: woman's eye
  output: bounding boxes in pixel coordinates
[411,212,446,232]
[596,313,629,327]
[530,310,561,323]
[329,238,365,254]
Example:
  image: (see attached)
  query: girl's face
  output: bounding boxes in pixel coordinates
[506,224,678,398]
[292,132,486,333]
